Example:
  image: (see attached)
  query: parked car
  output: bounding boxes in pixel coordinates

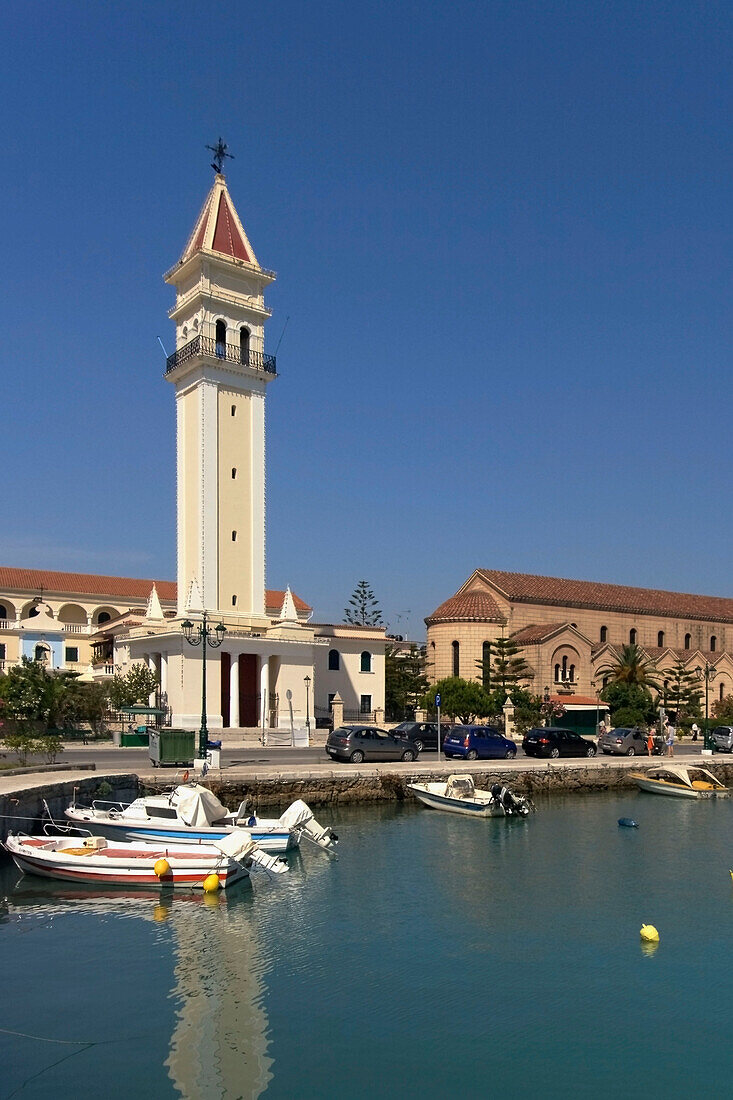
[390,721,439,752]
[711,726,733,753]
[326,725,419,764]
[441,725,517,761]
[523,727,597,759]
[598,726,649,756]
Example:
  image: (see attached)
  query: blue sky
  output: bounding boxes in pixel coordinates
[2,1,731,639]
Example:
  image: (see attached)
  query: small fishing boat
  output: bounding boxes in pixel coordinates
[629,765,729,800]
[64,785,338,855]
[3,829,287,891]
[407,774,533,818]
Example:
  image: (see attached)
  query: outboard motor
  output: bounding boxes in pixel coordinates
[278,800,339,854]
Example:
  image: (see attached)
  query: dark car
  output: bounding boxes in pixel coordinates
[326,725,419,764]
[598,726,649,756]
[523,727,597,759]
[441,725,517,761]
[390,721,439,752]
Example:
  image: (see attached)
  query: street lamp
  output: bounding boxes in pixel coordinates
[304,674,311,734]
[543,685,550,727]
[181,612,226,762]
[695,661,717,751]
[591,678,600,736]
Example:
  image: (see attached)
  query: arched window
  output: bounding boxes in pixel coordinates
[240,326,250,364]
[569,664,575,683]
[600,626,607,643]
[710,635,717,653]
[554,663,560,682]
[657,631,664,647]
[481,641,491,687]
[231,467,237,479]
[451,641,459,678]
[561,656,568,681]
[231,530,237,542]
[97,612,111,625]
[0,605,6,620]
[34,645,47,662]
[684,633,691,650]
[28,604,39,619]
[603,675,609,688]
[629,628,637,645]
[215,319,227,358]
[361,651,372,673]
[328,649,340,671]
[720,682,725,702]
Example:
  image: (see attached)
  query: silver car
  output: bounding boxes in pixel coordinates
[711,726,733,753]
[598,727,649,756]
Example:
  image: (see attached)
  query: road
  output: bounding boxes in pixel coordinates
[12,740,710,774]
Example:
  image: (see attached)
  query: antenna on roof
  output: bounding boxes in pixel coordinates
[274,315,290,355]
[157,337,169,358]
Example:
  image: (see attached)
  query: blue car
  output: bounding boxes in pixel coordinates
[441,725,517,761]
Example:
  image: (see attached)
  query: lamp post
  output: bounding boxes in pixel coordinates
[304,674,311,735]
[543,685,550,727]
[181,612,226,762]
[695,661,717,752]
[591,679,600,736]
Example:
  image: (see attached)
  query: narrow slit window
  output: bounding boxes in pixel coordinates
[231,467,237,479]
[232,531,237,542]
[232,595,237,607]
[231,404,236,416]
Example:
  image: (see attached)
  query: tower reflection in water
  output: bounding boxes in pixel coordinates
[6,877,274,1100]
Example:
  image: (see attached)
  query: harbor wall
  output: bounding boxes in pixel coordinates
[200,759,733,810]
[0,774,139,844]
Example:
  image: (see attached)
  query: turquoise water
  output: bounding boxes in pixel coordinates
[1,790,733,1098]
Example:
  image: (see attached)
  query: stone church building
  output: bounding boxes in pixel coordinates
[426,568,733,712]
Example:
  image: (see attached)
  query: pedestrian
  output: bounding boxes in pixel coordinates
[666,720,676,757]
[691,722,700,742]
[646,729,654,756]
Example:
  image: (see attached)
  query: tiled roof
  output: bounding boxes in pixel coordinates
[0,566,311,612]
[425,590,506,625]
[477,569,733,624]
[178,175,258,267]
[510,623,567,644]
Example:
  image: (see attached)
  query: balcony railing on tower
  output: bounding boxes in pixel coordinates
[165,335,277,375]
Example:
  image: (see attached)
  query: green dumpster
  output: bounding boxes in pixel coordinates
[121,727,150,747]
[149,729,195,767]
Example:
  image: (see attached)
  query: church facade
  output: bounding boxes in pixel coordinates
[0,168,385,730]
[426,569,733,712]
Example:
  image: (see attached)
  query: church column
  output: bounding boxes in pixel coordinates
[229,654,240,728]
[260,657,269,731]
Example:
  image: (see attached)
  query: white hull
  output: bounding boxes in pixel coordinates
[4,836,249,891]
[64,808,294,853]
[634,777,716,799]
[408,783,507,817]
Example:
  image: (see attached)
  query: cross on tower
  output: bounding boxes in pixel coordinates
[206,137,234,175]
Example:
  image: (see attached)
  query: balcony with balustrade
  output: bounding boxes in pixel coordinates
[165,336,277,377]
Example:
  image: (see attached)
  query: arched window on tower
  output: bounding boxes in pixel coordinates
[710,635,717,653]
[629,628,637,645]
[328,649,340,671]
[658,631,665,647]
[600,626,607,644]
[451,641,459,678]
[240,326,250,365]
[215,319,227,358]
[684,633,691,650]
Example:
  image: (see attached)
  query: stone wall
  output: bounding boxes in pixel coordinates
[0,774,139,844]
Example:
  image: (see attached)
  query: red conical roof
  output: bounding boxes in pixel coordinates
[179,175,258,266]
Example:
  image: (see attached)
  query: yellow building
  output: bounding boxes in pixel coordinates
[426,568,733,713]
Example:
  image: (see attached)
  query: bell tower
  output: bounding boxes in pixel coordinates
[164,158,276,621]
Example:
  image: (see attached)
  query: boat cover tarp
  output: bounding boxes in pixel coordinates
[212,828,257,861]
[647,765,722,789]
[277,799,338,851]
[278,799,315,830]
[445,774,476,800]
[174,784,230,827]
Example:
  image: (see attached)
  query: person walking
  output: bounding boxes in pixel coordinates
[666,720,676,757]
[691,722,700,743]
[647,729,655,756]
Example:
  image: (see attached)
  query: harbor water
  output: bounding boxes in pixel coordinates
[1,790,732,1098]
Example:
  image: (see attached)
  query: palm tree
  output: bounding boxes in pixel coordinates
[596,643,662,690]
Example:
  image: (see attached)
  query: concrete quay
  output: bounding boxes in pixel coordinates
[0,754,732,839]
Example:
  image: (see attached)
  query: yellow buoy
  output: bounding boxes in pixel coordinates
[203,873,221,894]
[154,857,171,879]
[729,870,733,882]
[640,924,659,943]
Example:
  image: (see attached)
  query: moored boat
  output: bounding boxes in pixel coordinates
[3,829,287,890]
[64,785,338,855]
[407,774,533,818]
[629,765,729,799]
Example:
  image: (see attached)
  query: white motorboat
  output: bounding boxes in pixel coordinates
[64,785,338,855]
[408,774,533,818]
[630,764,729,799]
[3,828,288,891]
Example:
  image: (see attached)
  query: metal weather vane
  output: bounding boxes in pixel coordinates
[206,137,234,175]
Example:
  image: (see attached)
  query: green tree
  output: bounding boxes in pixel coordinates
[421,677,491,723]
[344,581,383,626]
[712,694,733,723]
[109,663,160,709]
[660,660,701,723]
[600,681,655,727]
[385,643,429,720]
[0,658,70,728]
[596,643,661,690]
[474,634,531,693]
